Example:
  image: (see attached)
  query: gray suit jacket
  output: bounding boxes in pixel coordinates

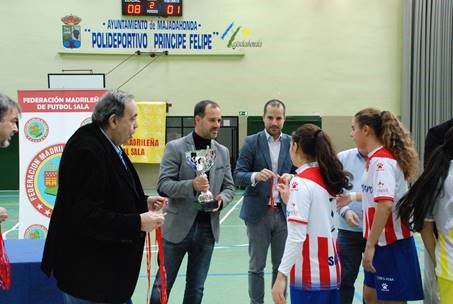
[157,132,235,243]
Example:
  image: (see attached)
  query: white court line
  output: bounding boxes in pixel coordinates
[2,222,19,239]
[220,196,243,225]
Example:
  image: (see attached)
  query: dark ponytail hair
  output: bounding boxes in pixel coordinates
[292,124,352,194]
[397,126,453,231]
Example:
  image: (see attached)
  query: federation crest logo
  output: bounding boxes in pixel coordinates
[291,181,298,189]
[61,14,81,49]
[24,224,48,239]
[80,116,92,126]
[25,144,65,218]
[381,283,389,291]
[24,117,49,142]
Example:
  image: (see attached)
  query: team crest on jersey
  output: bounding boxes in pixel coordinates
[376,162,385,171]
[291,181,298,189]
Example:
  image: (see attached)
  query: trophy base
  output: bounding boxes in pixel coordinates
[193,200,218,212]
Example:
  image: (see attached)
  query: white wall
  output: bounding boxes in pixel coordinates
[0,0,403,116]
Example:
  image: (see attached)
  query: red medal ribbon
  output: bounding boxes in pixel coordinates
[0,228,11,290]
[270,178,275,208]
[145,232,152,303]
[147,199,168,304]
[155,227,167,304]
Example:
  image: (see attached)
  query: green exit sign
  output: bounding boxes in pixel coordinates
[239,111,248,116]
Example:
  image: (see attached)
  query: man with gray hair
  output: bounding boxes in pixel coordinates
[42,90,165,304]
[0,93,20,149]
[0,93,21,223]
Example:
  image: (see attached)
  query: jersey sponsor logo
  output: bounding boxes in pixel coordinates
[327,255,339,266]
[361,184,373,194]
[377,180,388,193]
[287,211,298,217]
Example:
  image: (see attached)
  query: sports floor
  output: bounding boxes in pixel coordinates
[0,190,425,303]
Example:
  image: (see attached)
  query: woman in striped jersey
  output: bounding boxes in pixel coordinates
[271,123,351,304]
[352,108,423,304]
[398,126,453,304]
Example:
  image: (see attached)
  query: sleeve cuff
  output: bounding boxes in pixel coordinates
[287,217,308,225]
[339,206,350,218]
[374,196,394,202]
[251,172,257,186]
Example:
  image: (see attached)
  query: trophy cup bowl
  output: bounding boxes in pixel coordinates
[186,148,218,212]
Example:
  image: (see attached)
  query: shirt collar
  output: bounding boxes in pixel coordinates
[355,149,367,162]
[295,161,318,174]
[367,146,384,159]
[264,129,281,142]
[99,127,122,155]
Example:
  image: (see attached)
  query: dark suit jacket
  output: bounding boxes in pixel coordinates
[234,130,295,224]
[41,123,148,304]
[424,118,453,167]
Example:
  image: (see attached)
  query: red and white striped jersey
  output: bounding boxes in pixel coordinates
[279,163,341,290]
[361,146,412,246]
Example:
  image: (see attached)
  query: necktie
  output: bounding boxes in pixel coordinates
[117,149,128,169]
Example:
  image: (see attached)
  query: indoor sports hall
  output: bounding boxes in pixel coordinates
[0,1,452,303]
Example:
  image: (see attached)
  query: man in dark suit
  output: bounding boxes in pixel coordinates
[150,100,235,304]
[234,99,294,304]
[0,93,20,223]
[41,90,165,304]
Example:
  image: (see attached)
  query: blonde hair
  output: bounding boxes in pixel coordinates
[355,108,419,181]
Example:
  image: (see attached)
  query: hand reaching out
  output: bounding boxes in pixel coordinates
[345,210,360,227]
[255,169,277,183]
[276,179,290,204]
[147,196,166,211]
[140,211,165,232]
[336,194,352,211]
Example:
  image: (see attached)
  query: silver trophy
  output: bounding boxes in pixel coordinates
[186,148,218,211]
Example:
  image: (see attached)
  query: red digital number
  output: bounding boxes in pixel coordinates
[167,4,174,15]
[127,4,141,15]
[149,1,156,9]
[177,5,181,15]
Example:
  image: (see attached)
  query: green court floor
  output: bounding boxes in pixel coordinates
[1,191,425,303]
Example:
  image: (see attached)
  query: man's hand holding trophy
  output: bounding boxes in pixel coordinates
[186,147,219,212]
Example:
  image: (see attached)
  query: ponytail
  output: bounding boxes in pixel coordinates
[292,124,352,194]
[397,126,453,231]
